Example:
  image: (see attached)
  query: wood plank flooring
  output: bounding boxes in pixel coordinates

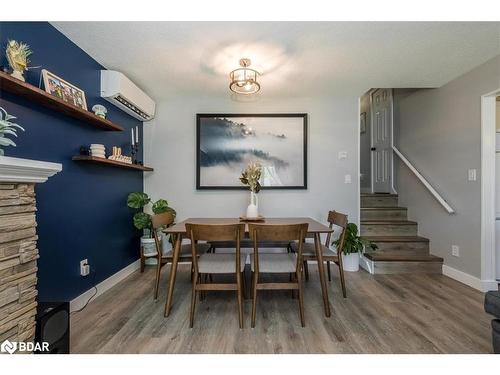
[70,265,494,353]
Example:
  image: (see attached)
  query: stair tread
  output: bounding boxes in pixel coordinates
[364,252,443,262]
[361,236,429,243]
[361,207,406,210]
[361,220,417,225]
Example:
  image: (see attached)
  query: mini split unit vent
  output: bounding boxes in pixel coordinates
[100,70,156,122]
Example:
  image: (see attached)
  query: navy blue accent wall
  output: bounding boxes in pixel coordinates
[0,22,143,302]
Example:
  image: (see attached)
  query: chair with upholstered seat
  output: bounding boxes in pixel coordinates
[186,223,246,328]
[290,211,348,297]
[249,223,308,327]
[151,212,211,300]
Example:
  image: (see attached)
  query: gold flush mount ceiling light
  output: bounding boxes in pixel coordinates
[229,58,261,95]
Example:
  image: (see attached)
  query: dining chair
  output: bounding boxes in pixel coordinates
[249,223,309,327]
[291,211,348,297]
[151,212,211,300]
[186,223,246,329]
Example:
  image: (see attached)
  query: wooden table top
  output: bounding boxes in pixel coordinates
[163,217,332,234]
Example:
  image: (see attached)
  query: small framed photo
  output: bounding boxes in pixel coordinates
[360,112,367,133]
[41,69,87,110]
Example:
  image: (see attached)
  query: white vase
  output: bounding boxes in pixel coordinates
[246,191,259,218]
[342,252,360,272]
[10,70,25,82]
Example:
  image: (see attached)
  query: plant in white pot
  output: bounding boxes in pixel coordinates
[333,223,377,272]
[239,161,262,218]
[127,192,176,258]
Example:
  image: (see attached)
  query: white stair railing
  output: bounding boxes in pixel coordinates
[393,146,455,214]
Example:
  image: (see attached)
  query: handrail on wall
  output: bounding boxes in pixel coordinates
[393,146,455,214]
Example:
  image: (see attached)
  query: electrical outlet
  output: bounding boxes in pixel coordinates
[451,245,460,257]
[468,169,477,181]
[338,151,348,160]
[80,259,90,276]
[344,174,352,184]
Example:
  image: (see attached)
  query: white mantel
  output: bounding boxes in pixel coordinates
[0,156,62,183]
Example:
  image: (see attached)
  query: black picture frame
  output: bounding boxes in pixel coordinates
[196,113,308,190]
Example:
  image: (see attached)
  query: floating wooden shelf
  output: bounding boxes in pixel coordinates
[72,155,153,171]
[0,71,123,131]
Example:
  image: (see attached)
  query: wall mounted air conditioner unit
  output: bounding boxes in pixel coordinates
[100,70,155,122]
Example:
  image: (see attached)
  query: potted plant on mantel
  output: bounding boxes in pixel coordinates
[333,223,377,272]
[127,192,176,256]
[0,106,24,155]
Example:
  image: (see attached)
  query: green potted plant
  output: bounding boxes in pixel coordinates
[333,222,377,272]
[127,192,176,256]
[0,106,24,155]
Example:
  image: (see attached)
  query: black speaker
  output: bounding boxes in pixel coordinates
[35,302,70,354]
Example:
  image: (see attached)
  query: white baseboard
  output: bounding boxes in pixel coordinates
[442,264,498,292]
[70,259,140,312]
[359,255,374,274]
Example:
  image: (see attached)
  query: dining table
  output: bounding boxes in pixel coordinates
[162,217,333,318]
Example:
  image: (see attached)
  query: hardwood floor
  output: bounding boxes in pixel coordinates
[70,264,493,353]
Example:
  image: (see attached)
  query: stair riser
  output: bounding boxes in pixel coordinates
[360,209,407,221]
[361,223,418,237]
[361,196,398,207]
[371,261,442,274]
[370,241,429,253]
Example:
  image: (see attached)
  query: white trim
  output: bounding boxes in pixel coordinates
[393,146,455,214]
[442,264,498,292]
[70,259,140,312]
[0,156,62,183]
[481,88,500,285]
[359,255,374,274]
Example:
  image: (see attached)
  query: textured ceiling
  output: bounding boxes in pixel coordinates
[52,22,500,100]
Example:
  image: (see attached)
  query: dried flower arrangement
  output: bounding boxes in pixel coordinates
[5,40,33,81]
[239,162,262,193]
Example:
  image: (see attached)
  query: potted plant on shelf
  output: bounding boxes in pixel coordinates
[127,192,176,256]
[333,222,377,272]
[239,161,262,218]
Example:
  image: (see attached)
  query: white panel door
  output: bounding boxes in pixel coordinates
[371,89,393,193]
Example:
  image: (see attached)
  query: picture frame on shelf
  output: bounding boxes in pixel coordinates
[41,69,87,110]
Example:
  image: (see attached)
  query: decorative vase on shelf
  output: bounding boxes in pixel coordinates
[246,191,259,218]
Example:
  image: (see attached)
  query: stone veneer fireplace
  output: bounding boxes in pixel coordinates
[0,156,61,353]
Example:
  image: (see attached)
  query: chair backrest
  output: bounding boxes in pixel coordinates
[185,223,245,274]
[151,212,175,255]
[248,223,308,273]
[326,210,348,254]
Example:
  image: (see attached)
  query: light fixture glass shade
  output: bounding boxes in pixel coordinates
[229,58,261,95]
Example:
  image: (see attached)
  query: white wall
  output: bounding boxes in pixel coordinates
[394,55,500,278]
[144,95,360,225]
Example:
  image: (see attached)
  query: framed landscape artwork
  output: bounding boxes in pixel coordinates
[196,113,308,190]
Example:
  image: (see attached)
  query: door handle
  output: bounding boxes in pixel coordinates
[370,147,376,151]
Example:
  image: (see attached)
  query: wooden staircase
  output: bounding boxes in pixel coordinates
[360,193,443,274]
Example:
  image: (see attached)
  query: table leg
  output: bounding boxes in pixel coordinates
[164,233,182,317]
[314,232,331,317]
